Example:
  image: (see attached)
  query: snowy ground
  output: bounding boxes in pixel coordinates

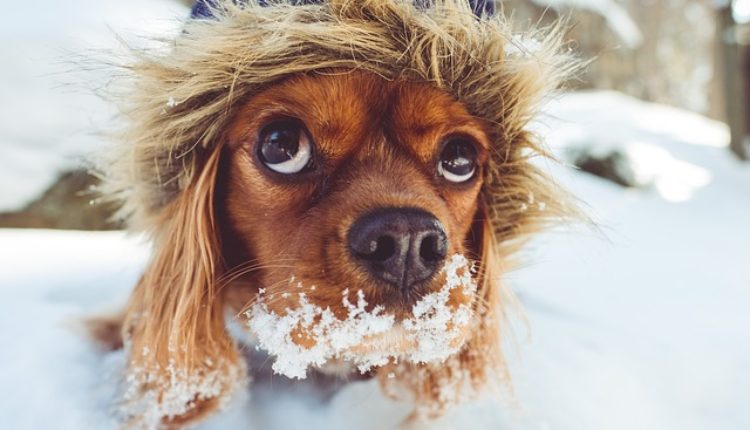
[510,92,750,430]
[2,1,750,429]
[1,90,748,429]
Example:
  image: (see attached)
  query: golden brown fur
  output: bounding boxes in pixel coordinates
[95,0,579,428]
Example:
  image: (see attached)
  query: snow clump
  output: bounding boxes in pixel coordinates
[245,254,478,379]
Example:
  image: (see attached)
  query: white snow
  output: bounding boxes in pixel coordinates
[0,0,186,212]
[1,90,748,429]
[246,288,397,379]
[538,90,731,202]
[245,255,477,379]
[121,354,244,430]
[734,0,750,23]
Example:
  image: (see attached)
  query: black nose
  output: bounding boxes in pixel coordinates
[347,208,448,291]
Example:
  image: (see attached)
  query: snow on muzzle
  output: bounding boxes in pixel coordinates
[244,254,478,379]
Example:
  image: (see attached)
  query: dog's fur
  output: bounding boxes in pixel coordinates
[95,1,577,427]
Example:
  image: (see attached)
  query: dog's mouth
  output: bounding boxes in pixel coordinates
[243,254,478,379]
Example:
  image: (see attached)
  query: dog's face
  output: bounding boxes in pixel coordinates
[111,2,574,424]
[219,71,492,369]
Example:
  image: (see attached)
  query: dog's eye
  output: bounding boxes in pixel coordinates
[257,120,313,174]
[438,138,477,183]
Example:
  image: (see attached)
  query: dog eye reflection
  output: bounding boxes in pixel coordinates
[438,138,478,183]
[257,119,314,174]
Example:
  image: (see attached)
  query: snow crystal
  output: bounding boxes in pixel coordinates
[166,96,179,108]
[401,255,476,364]
[245,288,394,379]
[121,355,245,430]
[244,254,478,379]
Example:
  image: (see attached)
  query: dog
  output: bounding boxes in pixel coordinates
[91,1,575,428]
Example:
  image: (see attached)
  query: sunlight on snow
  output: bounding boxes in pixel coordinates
[624,142,712,202]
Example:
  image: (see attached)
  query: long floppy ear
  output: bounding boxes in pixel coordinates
[455,202,510,390]
[120,147,244,428]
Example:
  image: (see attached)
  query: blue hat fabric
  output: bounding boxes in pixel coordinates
[190,0,494,19]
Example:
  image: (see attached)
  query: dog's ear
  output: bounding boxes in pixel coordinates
[460,203,513,387]
[120,148,243,427]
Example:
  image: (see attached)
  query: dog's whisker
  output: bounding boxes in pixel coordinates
[217,263,297,286]
[216,259,299,283]
[105,0,575,423]
[206,263,300,301]
[235,276,313,317]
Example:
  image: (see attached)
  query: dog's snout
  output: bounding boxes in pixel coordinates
[347,208,448,291]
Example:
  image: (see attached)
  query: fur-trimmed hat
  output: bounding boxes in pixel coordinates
[105,0,576,246]
[102,3,581,424]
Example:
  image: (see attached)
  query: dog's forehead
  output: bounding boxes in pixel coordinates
[388,82,490,161]
[231,70,489,160]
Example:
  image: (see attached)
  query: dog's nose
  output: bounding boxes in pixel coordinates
[347,208,448,291]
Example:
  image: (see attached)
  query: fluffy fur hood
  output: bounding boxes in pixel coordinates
[104,0,576,245]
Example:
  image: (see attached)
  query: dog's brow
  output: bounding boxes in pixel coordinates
[387,86,490,162]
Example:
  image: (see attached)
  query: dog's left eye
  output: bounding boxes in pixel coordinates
[438,138,477,183]
[257,120,313,174]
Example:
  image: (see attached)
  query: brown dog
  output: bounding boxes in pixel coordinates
[93,1,576,428]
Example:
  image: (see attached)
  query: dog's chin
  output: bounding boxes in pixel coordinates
[313,324,473,377]
[243,254,478,380]
[342,322,473,362]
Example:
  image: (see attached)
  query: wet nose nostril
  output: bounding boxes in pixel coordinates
[358,236,396,262]
[418,234,445,262]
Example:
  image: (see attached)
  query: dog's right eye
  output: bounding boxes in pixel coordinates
[437,138,477,183]
[257,120,313,174]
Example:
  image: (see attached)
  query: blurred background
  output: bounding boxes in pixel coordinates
[0,1,748,429]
